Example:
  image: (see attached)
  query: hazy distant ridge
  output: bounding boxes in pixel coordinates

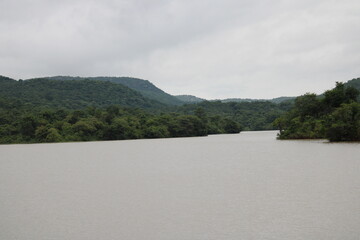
[175,95,205,103]
[218,96,295,104]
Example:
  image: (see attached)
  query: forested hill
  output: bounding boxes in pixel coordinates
[0,77,166,109]
[46,76,184,106]
[220,96,295,103]
[175,95,205,103]
[0,75,242,144]
[0,75,13,82]
[1,74,359,137]
[344,77,360,94]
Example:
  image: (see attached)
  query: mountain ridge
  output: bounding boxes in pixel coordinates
[44,76,184,106]
[5,75,359,104]
[0,77,166,109]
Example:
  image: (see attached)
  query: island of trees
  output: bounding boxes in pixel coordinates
[274,82,360,141]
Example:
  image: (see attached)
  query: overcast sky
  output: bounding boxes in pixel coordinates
[1,0,359,99]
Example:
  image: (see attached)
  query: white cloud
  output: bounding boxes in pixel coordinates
[1,0,359,98]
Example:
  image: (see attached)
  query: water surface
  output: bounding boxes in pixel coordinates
[1,131,359,240]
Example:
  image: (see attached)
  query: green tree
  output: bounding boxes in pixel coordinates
[294,93,321,118]
[327,102,360,141]
[223,118,242,133]
[144,126,170,138]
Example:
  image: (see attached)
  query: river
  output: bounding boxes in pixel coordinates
[1,131,359,239]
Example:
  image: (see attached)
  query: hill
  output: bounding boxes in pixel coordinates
[0,76,241,144]
[218,77,360,105]
[270,96,296,104]
[46,76,184,106]
[220,98,259,103]
[344,77,360,98]
[175,95,205,103]
[0,75,294,131]
[0,75,14,82]
[220,96,295,103]
[0,77,165,109]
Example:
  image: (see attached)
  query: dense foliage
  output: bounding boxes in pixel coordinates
[0,98,241,144]
[0,77,166,109]
[47,76,184,106]
[177,100,293,131]
[2,74,359,143]
[0,75,292,133]
[345,77,360,95]
[274,82,360,141]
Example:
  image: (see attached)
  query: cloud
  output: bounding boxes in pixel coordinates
[1,0,360,98]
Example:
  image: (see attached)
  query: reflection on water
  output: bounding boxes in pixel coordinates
[1,131,360,240]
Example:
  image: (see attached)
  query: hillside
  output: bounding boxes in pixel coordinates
[46,76,184,106]
[0,77,165,109]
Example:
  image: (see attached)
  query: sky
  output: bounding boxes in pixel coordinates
[1,0,360,99]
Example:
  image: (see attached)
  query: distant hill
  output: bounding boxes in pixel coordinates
[344,77,360,90]
[177,100,293,131]
[268,78,360,102]
[270,96,296,103]
[175,95,205,103]
[0,75,14,82]
[0,77,165,109]
[344,77,360,101]
[219,98,259,103]
[220,96,295,104]
[46,76,184,106]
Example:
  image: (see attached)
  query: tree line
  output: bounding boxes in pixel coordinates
[0,76,291,136]
[0,103,242,144]
[177,100,293,131]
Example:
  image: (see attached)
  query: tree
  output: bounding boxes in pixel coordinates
[323,82,359,110]
[223,118,242,133]
[19,115,38,138]
[327,102,360,141]
[144,126,170,138]
[294,93,321,118]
